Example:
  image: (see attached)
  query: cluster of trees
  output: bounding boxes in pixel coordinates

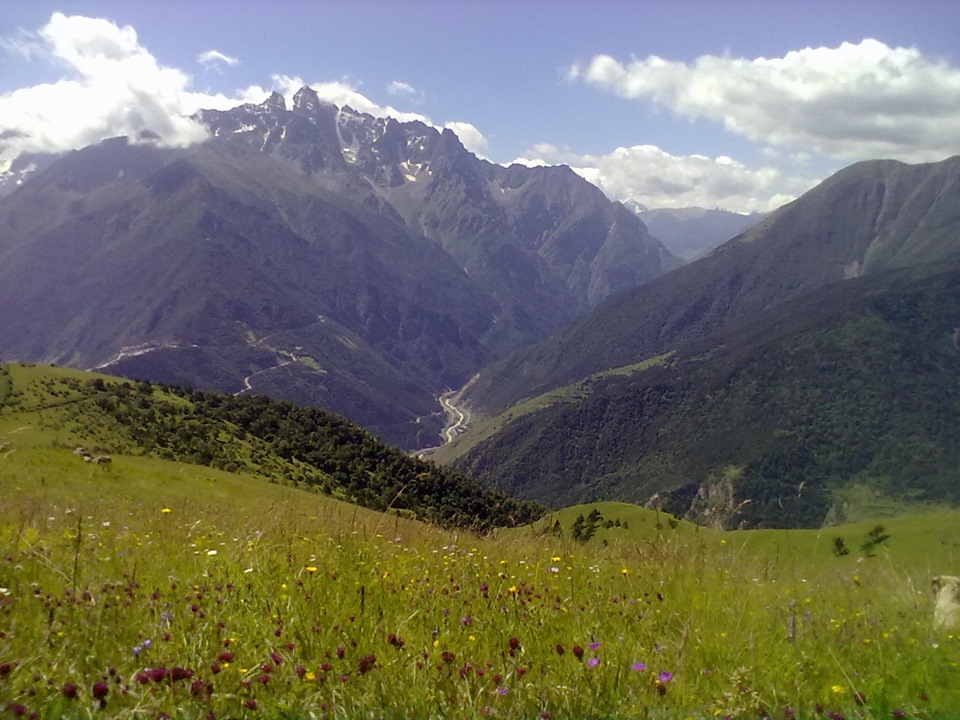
[542,508,630,543]
[569,508,629,542]
[77,378,542,531]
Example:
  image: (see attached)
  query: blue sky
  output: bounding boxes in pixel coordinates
[3,0,960,211]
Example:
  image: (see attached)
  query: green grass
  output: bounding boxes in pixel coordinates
[0,363,540,531]
[2,444,959,719]
[2,365,959,718]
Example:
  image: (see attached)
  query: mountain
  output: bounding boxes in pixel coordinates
[637,206,767,260]
[0,151,60,196]
[462,155,960,416]
[450,261,960,528]
[0,88,676,448]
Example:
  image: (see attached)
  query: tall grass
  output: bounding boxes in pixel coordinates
[1,447,957,719]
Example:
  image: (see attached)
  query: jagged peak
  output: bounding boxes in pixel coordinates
[292,85,332,115]
[261,91,287,112]
[436,127,467,153]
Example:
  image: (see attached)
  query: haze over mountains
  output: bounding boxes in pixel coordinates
[636,206,767,261]
[0,87,677,448]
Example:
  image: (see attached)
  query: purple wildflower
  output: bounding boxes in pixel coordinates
[357,654,376,674]
[631,662,647,671]
[587,657,600,668]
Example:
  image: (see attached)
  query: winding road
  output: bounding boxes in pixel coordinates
[235,355,296,395]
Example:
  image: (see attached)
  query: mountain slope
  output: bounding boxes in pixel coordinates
[0,363,542,530]
[0,89,675,447]
[451,261,960,528]
[463,156,960,415]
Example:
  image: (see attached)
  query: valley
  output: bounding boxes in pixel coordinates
[0,88,957,533]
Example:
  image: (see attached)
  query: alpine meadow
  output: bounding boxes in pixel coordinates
[2,4,960,719]
[2,364,959,720]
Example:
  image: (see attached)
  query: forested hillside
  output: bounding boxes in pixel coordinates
[0,364,542,530]
[453,262,960,528]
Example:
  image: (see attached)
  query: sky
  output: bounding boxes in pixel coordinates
[2,0,960,212]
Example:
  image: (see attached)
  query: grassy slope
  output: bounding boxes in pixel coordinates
[0,364,541,531]
[428,353,673,465]
[2,436,959,718]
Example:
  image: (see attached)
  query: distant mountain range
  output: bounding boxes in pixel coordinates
[636,206,767,261]
[448,155,960,527]
[0,87,677,448]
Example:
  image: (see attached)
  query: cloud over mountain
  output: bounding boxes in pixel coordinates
[569,39,960,163]
[514,144,816,213]
[0,13,490,164]
[0,12,208,159]
[387,80,417,96]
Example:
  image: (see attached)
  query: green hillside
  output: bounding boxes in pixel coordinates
[2,436,959,718]
[0,364,541,531]
[451,263,960,528]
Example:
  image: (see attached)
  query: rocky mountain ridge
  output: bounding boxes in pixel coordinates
[0,88,676,448]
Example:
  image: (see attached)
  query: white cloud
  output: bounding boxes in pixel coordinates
[443,121,488,156]
[0,13,208,160]
[387,80,416,96]
[514,143,819,213]
[197,49,239,68]
[0,14,489,166]
[310,79,434,125]
[570,39,960,163]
